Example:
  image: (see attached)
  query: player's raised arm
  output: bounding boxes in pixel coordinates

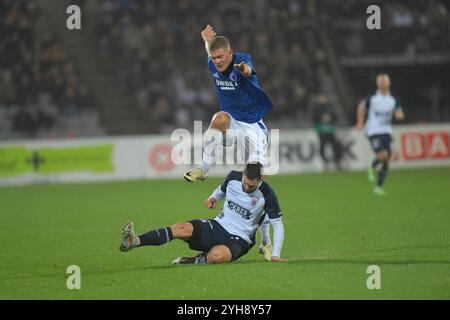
[356,100,366,130]
[201,24,216,56]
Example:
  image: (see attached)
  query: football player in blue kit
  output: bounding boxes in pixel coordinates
[183,25,276,259]
[184,25,274,182]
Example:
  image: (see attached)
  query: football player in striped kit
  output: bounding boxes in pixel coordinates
[120,163,287,264]
[356,74,405,195]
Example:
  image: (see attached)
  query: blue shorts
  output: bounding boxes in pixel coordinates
[368,134,392,156]
[186,219,254,261]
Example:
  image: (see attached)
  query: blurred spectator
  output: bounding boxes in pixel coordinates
[313,94,342,171]
[320,0,450,124]
[13,107,37,137]
[1,0,449,138]
[0,0,98,138]
[322,0,449,56]
[92,0,318,127]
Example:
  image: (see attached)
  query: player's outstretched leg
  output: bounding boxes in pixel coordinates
[184,112,231,182]
[119,221,175,252]
[173,245,233,265]
[172,252,207,265]
[119,221,139,252]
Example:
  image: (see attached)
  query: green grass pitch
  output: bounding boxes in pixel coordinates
[1,167,449,299]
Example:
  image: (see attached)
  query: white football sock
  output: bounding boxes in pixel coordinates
[202,128,222,173]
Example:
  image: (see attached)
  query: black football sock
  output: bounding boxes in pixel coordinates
[138,227,173,246]
[372,158,381,169]
[377,162,388,187]
[196,252,208,264]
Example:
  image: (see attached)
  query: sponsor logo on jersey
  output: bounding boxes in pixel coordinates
[227,200,251,219]
[374,111,392,117]
[215,79,238,91]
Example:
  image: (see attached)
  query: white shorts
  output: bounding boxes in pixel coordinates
[226,113,269,166]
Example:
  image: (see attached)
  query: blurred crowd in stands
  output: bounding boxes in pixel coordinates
[93,0,321,128]
[0,0,98,138]
[319,0,450,124]
[321,0,449,56]
[92,0,450,130]
[0,0,449,138]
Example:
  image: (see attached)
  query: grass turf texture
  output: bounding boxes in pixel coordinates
[0,167,449,299]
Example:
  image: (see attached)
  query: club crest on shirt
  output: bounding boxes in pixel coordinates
[251,197,258,207]
[229,71,238,83]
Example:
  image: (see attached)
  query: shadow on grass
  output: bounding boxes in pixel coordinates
[0,263,208,282]
[255,258,450,265]
[2,256,449,282]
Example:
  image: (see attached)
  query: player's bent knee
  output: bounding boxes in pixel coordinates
[377,151,388,162]
[207,246,232,264]
[210,112,230,131]
[206,251,224,264]
[170,223,193,239]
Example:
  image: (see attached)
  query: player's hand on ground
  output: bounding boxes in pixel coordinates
[271,256,288,262]
[204,197,217,209]
[201,24,216,42]
[356,122,364,131]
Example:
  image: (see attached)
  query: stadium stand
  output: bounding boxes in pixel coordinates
[318,0,450,123]
[91,0,330,131]
[0,0,104,139]
[0,0,449,138]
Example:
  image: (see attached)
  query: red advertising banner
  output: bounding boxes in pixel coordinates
[401,131,450,161]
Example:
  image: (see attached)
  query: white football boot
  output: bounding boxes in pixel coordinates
[258,243,273,261]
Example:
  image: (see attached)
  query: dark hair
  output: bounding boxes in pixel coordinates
[208,36,230,52]
[244,162,263,180]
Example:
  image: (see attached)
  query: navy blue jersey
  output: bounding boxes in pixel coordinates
[208,52,274,123]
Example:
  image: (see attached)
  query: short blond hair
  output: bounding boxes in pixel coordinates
[208,36,230,52]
